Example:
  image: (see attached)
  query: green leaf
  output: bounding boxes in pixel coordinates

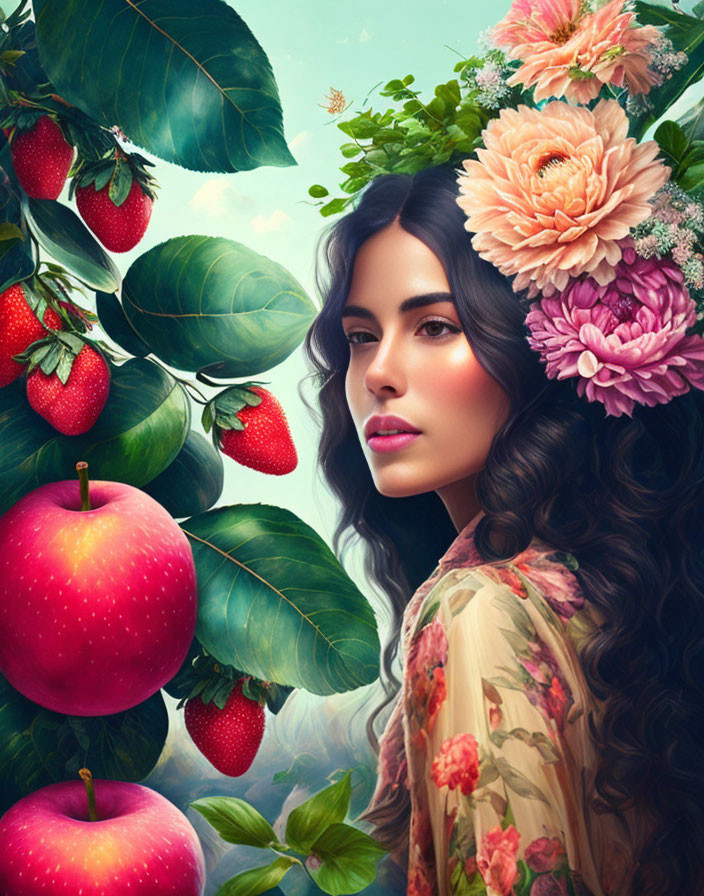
[121,235,316,376]
[285,772,352,854]
[680,160,704,190]
[0,675,168,814]
[181,504,380,695]
[216,857,296,896]
[95,290,152,358]
[190,796,280,848]
[0,222,23,241]
[33,0,294,173]
[142,429,224,518]
[339,143,360,158]
[22,197,120,293]
[495,756,550,804]
[320,197,351,217]
[631,2,704,139]
[308,184,329,198]
[308,823,387,895]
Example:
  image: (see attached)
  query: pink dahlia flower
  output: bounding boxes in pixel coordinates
[492,0,660,103]
[430,732,480,796]
[456,100,669,294]
[525,246,704,417]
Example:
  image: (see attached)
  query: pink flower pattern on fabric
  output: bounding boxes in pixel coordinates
[477,823,521,895]
[430,733,480,796]
[525,245,704,417]
[456,100,669,296]
[492,0,660,104]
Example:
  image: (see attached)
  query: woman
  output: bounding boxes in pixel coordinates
[303,163,704,896]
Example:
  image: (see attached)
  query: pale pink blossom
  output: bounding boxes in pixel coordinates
[525,246,704,417]
[456,100,669,295]
[492,0,660,103]
[477,824,521,895]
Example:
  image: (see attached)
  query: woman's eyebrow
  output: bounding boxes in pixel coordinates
[341,291,455,320]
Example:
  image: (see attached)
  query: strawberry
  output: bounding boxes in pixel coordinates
[184,679,265,777]
[25,341,110,435]
[206,384,298,475]
[0,282,63,387]
[75,177,153,253]
[6,115,74,200]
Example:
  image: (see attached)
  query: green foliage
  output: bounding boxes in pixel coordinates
[142,429,224,519]
[216,858,297,896]
[307,823,388,895]
[310,61,500,215]
[181,504,380,695]
[0,674,168,813]
[631,2,704,140]
[654,120,704,192]
[121,235,316,376]
[194,772,388,896]
[190,796,281,849]
[32,0,294,173]
[285,773,352,853]
[22,196,120,292]
[95,290,151,358]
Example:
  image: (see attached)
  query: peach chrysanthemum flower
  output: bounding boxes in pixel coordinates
[456,99,669,294]
[492,0,660,103]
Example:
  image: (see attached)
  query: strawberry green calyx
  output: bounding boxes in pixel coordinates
[76,461,91,511]
[15,330,92,384]
[172,648,293,715]
[69,149,158,207]
[201,381,268,439]
[78,768,98,822]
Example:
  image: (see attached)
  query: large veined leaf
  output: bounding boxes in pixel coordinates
[95,290,151,357]
[0,142,35,292]
[121,236,316,376]
[0,675,168,814]
[143,429,224,518]
[22,197,121,293]
[0,378,66,515]
[0,358,190,514]
[181,505,380,695]
[631,2,704,139]
[32,0,295,173]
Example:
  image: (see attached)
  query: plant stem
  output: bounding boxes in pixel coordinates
[78,768,98,821]
[76,461,91,511]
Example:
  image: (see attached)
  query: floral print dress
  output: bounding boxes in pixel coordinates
[367,510,647,896]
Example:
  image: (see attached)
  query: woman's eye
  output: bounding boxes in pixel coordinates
[419,319,460,338]
[345,331,376,345]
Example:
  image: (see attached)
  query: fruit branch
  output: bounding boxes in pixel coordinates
[76,461,91,510]
[78,768,98,821]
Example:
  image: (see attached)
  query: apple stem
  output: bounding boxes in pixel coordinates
[79,768,98,822]
[76,461,91,511]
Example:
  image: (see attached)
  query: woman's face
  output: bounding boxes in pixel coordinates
[342,220,511,530]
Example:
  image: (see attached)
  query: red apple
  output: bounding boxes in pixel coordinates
[0,470,198,715]
[0,775,206,894]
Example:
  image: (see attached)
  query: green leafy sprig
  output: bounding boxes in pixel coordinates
[191,771,388,896]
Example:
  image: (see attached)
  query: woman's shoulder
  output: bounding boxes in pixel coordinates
[415,541,586,634]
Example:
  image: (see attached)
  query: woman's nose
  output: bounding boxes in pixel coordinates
[362,332,406,395]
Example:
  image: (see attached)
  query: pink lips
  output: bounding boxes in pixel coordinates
[364,414,421,454]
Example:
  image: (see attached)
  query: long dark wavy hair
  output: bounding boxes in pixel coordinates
[302,163,704,895]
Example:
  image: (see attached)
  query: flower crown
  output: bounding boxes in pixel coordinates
[314,0,704,418]
[454,0,704,417]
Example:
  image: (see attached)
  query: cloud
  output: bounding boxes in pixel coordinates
[249,209,294,234]
[189,178,257,217]
[359,28,372,42]
[336,36,349,45]
[289,130,312,156]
